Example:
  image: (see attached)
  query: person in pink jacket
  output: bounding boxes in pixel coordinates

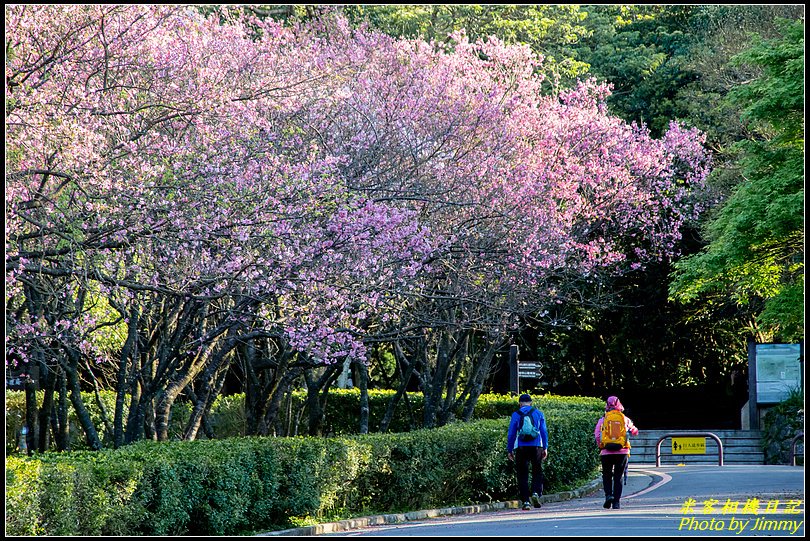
[594,396,638,509]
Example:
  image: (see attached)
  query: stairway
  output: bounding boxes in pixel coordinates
[627,429,764,465]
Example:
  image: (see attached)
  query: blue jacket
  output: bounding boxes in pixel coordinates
[507,405,548,452]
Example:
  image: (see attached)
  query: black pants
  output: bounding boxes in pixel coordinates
[600,454,629,502]
[515,446,544,502]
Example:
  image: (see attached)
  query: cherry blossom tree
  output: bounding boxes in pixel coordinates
[6,6,434,445]
[6,6,710,446]
[283,20,712,426]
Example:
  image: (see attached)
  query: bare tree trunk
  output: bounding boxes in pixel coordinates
[182,328,239,440]
[380,340,420,433]
[37,362,55,452]
[114,305,139,448]
[24,377,38,456]
[144,401,157,441]
[424,326,468,428]
[64,350,103,450]
[438,331,469,426]
[182,374,225,440]
[125,374,145,444]
[203,369,229,438]
[55,370,69,451]
[357,360,370,434]
[304,363,341,436]
[85,358,113,441]
[269,369,304,436]
[461,338,501,421]
[244,341,298,436]
[155,317,232,441]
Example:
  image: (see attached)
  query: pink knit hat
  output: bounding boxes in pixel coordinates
[606,396,624,412]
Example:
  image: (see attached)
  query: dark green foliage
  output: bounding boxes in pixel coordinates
[575,5,698,136]
[669,18,804,342]
[761,388,804,465]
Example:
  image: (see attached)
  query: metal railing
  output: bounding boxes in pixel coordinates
[791,433,803,466]
[655,432,724,467]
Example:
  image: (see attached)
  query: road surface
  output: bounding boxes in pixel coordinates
[310,465,804,537]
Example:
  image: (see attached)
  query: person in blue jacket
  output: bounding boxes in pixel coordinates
[507,393,549,510]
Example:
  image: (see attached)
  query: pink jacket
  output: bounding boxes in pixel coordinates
[594,397,638,455]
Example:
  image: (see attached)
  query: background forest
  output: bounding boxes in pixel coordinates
[6,4,804,453]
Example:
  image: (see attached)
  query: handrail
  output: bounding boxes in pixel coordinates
[655,432,724,467]
[790,432,803,466]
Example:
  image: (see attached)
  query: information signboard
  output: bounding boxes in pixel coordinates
[755,343,802,404]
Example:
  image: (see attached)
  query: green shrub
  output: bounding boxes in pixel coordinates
[4,409,601,536]
[5,457,44,536]
[5,450,149,536]
[5,389,603,535]
[762,388,804,465]
[354,420,515,512]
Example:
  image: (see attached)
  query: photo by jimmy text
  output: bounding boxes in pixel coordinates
[677,498,804,535]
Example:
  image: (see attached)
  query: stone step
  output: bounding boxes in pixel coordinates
[631,430,762,443]
[632,429,762,437]
[630,448,763,455]
[631,456,764,464]
[625,429,764,465]
[631,442,763,451]
[631,448,764,456]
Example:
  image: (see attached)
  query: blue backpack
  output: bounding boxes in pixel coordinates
[517,408,539,442]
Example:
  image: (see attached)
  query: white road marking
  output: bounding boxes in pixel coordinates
[623,469,673,499]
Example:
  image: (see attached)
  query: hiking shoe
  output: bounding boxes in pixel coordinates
[522,501,532,510]
[612,501,621,509]
[603,496,613,509]
[531,493,542,508]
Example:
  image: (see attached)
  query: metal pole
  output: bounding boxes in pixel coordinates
[791,433,804,466]
[508,344,519,396]
[747,339,759,429]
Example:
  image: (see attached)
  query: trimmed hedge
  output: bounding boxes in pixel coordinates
[6,408,601,536]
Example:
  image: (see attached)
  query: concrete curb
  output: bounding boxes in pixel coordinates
[260,476,603,536]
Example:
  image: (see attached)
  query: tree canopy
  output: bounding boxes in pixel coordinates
[5,5,804,451]
[669,18,804,342]
[5,5,714,448]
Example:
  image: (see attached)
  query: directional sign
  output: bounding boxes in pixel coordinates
[518,361,543,379]
[6,364,38,390]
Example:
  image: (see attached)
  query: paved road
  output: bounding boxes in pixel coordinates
[313,465,804,537]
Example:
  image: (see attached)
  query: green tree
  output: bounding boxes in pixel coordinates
[669,19,805,343]
[342,4,592,87]
[671,5,804,196]
[576,5,803,137]
[574,5,698,136]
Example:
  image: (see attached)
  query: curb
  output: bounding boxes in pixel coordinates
[260,476,603,536]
